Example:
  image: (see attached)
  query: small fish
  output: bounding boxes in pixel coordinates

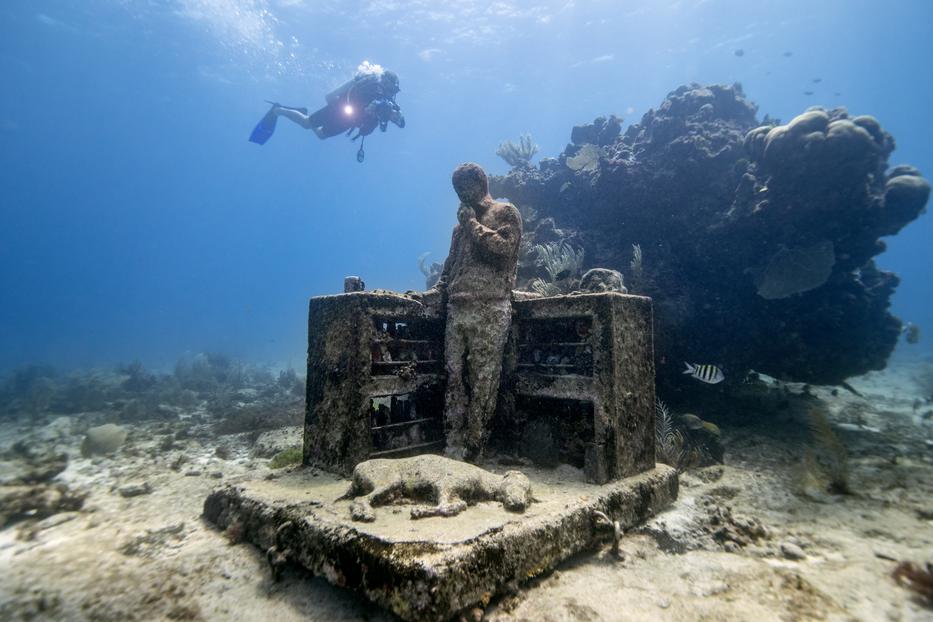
[734,48,744,57]
[835,423,880,434]
[812,77,822,83]
[683,362,725,384]
[681,413,704,429]
[803,90,814,96]
[680,413,722,437]
[783,51,793,57]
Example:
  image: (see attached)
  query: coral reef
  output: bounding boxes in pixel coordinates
[0,357,305,445]
[0,441,83,528]
[577,268,626,293]
[491,83,930,389]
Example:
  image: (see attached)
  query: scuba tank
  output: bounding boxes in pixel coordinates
[324,77,357,106]
[325,73,383,106]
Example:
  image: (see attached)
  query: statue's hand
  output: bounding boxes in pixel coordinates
[457,204,476,226]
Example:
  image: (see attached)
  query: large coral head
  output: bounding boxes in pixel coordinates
[452,162,489,205]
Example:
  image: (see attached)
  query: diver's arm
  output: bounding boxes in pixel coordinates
[388,102,405,128]
[466,206,520,260]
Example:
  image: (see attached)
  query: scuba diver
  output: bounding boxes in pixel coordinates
[249,61,405,162]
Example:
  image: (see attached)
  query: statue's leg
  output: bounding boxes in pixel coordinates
[411,488,468,519]
[367,483,401,507]
[462,301,512,460]
[443,306,469,459]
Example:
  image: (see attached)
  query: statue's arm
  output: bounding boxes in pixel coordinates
[467,205,521,260]
[435,225,461,289]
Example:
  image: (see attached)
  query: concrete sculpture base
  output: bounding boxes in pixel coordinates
[204,462,677,621]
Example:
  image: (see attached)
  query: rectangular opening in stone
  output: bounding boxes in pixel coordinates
[512,396,595,469]
[516,316,593,376]
[370,316,443,376]
[368,384,444,458]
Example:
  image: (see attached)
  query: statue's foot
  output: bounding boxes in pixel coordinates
[349,500,376,522]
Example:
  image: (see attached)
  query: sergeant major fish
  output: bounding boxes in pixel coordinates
[683,362,725,384]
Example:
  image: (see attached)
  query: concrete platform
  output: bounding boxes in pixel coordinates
[203,463,678,621]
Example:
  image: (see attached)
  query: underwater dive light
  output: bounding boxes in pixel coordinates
[344,104,354,116]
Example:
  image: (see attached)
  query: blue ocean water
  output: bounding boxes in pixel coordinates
[1,0,931,371]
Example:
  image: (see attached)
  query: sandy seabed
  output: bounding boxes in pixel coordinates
[1,361,932,621]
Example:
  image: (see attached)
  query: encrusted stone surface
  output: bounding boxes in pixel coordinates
[203,462,678,622]
[305,290,655,484]
[304,291,445,476]
[495,293,656,484]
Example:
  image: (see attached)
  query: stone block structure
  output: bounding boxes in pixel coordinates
[496,293,655,483]
[304,291,445,476]
[304,289,655,484]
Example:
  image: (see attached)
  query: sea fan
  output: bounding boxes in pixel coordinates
[630,243,643,287]
[529,278,562,297]
[417,252,442,289]
[534,241,584,282]
[496,134,539,168]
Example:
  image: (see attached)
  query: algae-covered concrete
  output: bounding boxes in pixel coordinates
[497,293,656,483]
[204,463,678,622]
[304,291,445,476]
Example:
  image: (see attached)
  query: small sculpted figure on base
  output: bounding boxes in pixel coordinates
[342,454,533,522]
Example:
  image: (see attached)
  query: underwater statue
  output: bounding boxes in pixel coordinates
[434,163,523,461]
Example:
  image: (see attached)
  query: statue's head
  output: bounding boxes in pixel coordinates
[452,163,489,205]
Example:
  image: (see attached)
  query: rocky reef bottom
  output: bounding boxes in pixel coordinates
[1,361,932,621]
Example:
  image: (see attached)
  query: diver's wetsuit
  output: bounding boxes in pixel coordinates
[271,72,403,139]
